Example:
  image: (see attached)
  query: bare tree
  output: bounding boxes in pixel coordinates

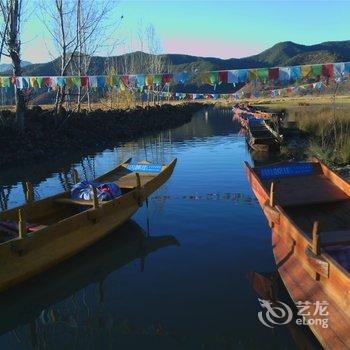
[40,0,116,114]
[0,0,26,131]
[72,0,115,111]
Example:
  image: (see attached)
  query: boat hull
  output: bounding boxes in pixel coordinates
[0,159,176,292]
[245,161,350,349]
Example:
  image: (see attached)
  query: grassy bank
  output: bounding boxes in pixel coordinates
[285,105,350,165]
[253,99,350,168]
[0,103,202,167]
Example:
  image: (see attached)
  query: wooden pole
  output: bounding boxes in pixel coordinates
[71,168,79,184]
[269,182,275,207]
[135,172,141,206]
[312,221,320,255]
[90,185,99,209]
[18,208,27,238]
[25,182,34,203]
[311,221,320,280]
[135,172,141,188]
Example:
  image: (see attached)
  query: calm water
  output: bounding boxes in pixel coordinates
[0,107,320,350]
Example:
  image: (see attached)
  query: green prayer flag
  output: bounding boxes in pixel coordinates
[72,76,81,87]
[2,77,10,87]
[209,72,219,85]
[37,77,44,88]
[257,68,268,83]
[311,64,322,77]
[153,74,162,85]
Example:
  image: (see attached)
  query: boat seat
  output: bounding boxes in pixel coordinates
[115,173,155,189]
[320,230,350,247]
[268,175,349,207]
[54,198,94,206]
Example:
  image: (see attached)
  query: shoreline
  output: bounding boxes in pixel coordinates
[0,103,203,168]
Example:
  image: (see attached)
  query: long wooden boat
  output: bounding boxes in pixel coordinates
[0,220,179,336]
[0,158,176,292]
[232,105,272,127]
[232,105,282,151]
[245,159,350,349]
[246,118,282,152]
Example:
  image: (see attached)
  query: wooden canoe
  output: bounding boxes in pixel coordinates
[233,106,282,151]
[0,158,176,292]
[246,119,281,152]
[232,105,272,127]
[0,220,179,335]
[245,159,350,349]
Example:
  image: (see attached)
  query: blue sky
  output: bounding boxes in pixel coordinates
[14,0,350,63]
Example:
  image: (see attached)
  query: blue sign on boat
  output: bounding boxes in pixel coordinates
[127,164,162,173]
[259,163,314,179]
[249,118,263,124]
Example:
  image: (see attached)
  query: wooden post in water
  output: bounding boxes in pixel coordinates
[18,209,27,238]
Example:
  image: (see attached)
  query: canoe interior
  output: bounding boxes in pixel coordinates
[255,161,350,272]
[0,160,166,243]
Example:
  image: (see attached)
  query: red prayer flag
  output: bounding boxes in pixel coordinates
[44,77,52,87]
[81,76,89,87]
[121,75,130,85]
[322,64,334,78]
[268,68,279,80]
[218,71,228,83]
[162,73,172,84]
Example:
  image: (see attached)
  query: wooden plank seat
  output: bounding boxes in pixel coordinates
[266,175,349,207]
[115,173,155,189]
[54,198,94,206]
[320,230,350,247]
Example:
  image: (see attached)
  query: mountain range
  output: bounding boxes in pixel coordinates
[16,40,350,77]
[0,61,32,73]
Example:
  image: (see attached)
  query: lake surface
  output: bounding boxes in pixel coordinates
[0,107,321,349]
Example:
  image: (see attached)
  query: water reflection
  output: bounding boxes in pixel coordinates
[247,271,322,350]
[0,220,179,348]
[0,107,242,210]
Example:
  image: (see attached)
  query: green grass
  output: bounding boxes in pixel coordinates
[290,105,350,165]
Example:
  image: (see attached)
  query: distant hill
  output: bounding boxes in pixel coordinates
[1,40,350,102]
[0,60,32,72]
[16,40,350,77]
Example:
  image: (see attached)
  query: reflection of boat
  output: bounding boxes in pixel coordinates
[245,160,350,349]
[247,271,322,350]
[0,220,179,336]
[0,158,176,292]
